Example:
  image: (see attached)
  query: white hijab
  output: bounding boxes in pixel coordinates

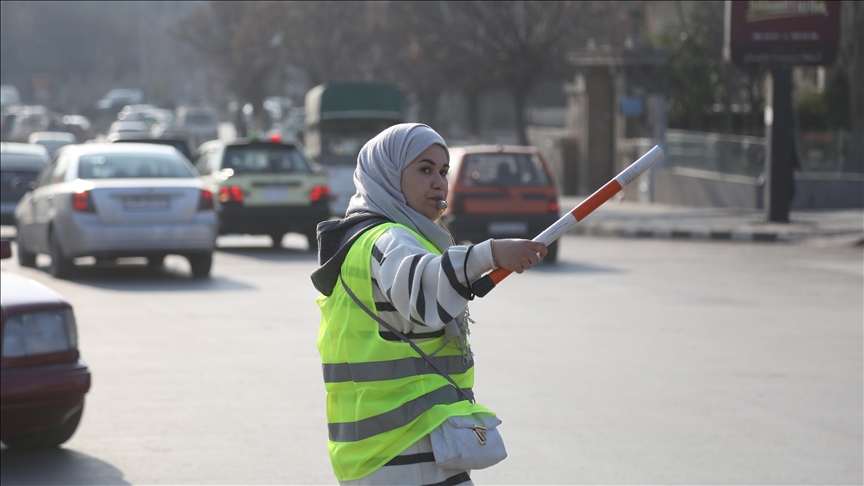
[346,123,453,251]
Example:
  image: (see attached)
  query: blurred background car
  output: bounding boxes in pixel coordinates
[28,131,77,156]
[169,105,219,151]
[58,115,95,142]
[106,120,151,139]
[1,142,50,225]
[14,143,217,278]
[5,105,52,142]
[442,144,561,262]
[193,136,329,250]
[0,85,21,111]
[0,239,91,450]
[274,106,305,144]
[108,134,194,162]
[94,89,144,112]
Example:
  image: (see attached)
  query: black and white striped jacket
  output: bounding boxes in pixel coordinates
[370,226,496,338]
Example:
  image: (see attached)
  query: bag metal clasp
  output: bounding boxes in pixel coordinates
[472,424,487,445]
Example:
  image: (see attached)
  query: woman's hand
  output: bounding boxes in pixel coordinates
[491,239,548,273]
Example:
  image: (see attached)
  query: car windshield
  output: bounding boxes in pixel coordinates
[223,145,313,174]
[460,153,551,186]
[37,140,74,154]
[78,153,195,179]
[1,153,46,168]
[184,113,214,125]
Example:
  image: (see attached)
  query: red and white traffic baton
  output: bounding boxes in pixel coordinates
[472,145,666,297]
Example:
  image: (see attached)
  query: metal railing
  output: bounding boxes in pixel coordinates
[663,129,861,176]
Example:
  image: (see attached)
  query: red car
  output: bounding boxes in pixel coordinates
[442,145,561,262]
[1,240,91,449]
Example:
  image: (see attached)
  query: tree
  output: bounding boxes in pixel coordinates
[172,1,288,129]
[439,2,586,144]
[651,1,765,133]
[377,1,589,144]
[276,2,372,86]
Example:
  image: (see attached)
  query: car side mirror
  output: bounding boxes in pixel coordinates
[0,240,11,259]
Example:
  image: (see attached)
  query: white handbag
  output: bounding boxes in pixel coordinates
[430,412,507,470]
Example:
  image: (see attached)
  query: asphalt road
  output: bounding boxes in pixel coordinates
[1,233,861,485]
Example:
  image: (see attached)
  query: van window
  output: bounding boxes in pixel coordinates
[460,153,550,186]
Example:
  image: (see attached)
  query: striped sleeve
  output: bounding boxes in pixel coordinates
[369,226,496,333]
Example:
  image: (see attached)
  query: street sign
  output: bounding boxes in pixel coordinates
[724,0,841,67]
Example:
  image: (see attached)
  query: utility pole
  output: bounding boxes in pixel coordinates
[763,69,794,222]
[138,2,149,102]
[724,0,840,223]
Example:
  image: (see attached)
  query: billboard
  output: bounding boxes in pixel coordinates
[724,1,841,66]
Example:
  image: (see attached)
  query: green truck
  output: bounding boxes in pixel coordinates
[303,82,403,216]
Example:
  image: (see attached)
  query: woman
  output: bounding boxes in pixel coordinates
[312,124,546,485]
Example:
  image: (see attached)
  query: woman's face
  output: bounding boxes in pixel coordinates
[400,144,449,221]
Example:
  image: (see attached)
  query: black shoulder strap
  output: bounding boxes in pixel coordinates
[340,276,475,404]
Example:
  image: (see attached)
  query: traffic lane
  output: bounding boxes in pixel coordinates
[469,236,862,485]
[0,234,860,484]
[1,234,333,485]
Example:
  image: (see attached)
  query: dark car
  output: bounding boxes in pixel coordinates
[193,137,330,250]
[1,142,50,226]
[107,134,195,161]
[0,240,91,449]
[442,145,561,262]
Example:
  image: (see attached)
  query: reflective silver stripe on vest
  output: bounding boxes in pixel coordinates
[323,355,474,383]
[328,386,474,442]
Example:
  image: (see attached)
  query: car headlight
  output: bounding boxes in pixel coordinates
[2,309,77,358]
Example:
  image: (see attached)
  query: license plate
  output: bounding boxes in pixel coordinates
[124,196,169,211]
[262,187,288,201]
[488,222,528,235]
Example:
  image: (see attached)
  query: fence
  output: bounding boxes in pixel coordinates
[663,129,861,176]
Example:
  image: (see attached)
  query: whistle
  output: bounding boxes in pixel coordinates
[436,200,448,210]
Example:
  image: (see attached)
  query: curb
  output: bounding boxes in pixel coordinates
[566,224,860,243]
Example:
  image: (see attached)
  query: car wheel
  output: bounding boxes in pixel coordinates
[188,252,212,278]
[305,230,318,252]
[147,254,166,268]
[543,240,559,264]
[2,406,83,450]
[269,233,285,248]
[48,229,75,278]
[15,234,37,267]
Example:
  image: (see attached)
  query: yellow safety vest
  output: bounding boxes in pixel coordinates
[317,222,493,481]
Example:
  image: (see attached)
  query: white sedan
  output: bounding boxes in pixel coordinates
[14,143,217,278]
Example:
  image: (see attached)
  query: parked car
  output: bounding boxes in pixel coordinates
[193,136,329,250]
[14,143,217,278]
[0,239,91,449]
[1,142,50,225]
[442,145,561,262]
[28,131,77,156]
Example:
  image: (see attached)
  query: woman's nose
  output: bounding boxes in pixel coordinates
[432,173,446,188]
